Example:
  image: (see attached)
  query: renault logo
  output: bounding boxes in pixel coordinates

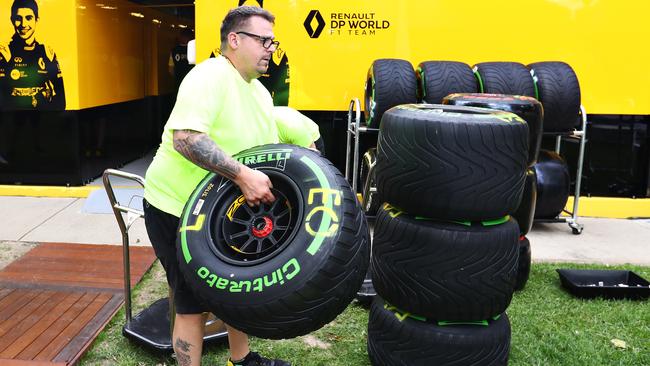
[238,0,263,6]
[304,10,325,38]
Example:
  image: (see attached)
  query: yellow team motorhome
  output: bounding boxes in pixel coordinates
[195,0,650,216]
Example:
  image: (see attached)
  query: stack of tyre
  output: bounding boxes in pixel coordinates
[527,62,581,230]
[365,63,528,366]
[441,61,546,290]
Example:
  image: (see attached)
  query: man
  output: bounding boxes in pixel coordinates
[0,0,65,110]
[169,28,195,92]
[144,6,315,366]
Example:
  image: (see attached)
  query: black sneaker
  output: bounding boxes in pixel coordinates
[227,351,291,366]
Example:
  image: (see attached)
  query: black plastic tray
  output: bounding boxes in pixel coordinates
[556,269,650,300]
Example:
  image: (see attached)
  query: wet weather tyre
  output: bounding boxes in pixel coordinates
[443,93,544,167]
[376,104,528,221]
[515,236,532,291]
[371,204,519,321]
[512,169,537,236]
[474,62,536,97]
[367,297,511,366]
[528,61,581,132]
[416,61,478,104]
[534,149,570,219]
[177,144,370,339]
[364,59,417,127]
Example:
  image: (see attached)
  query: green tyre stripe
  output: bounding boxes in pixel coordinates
[473,67,485,92]
[300,156,333,256]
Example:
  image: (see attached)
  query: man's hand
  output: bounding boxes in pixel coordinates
[234,166,276,207]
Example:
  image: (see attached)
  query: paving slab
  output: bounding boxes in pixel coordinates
[528,217,650,265]
[20,198,151,246]
[0,196,77,240]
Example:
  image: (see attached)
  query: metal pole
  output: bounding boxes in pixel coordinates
[345,100,355,182]
[352,98,361,192]
[571,106,588,226]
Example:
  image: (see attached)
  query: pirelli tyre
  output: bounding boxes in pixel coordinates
[473,62,536,97]
[376,104,528,221]
[368,297,511,366]
[512,169,537,236]
[515,236,532,291]
[528,61,581,132]
[534,149,571,219]
[442,93,544,167]
[416,61,478,104]
[371,204,519,321]
[359,148,380,216]
[364,59,417,127]
[177,144,370,339]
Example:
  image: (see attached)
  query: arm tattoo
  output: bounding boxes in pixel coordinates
[174,338,193,366]
[174,130,241,180]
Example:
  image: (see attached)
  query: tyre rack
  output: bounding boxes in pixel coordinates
[344,98,378,210]
[102,169,228,352]
[534,105,588,235]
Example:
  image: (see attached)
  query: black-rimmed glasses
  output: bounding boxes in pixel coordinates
[236,31,280,50]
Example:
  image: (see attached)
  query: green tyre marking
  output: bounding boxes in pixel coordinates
[300,156,333,255]
[417,66,426,100]
[180,173,215,264]
[473,68,485,93]
[532,71,540,100]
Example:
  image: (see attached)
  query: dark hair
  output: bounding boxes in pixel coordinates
[11,0,39,19]
[220,6,274,51]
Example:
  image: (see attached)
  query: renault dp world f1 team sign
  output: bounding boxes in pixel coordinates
[304,10,390,38]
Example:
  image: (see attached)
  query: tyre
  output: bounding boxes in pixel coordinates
[442,93,544,167]
[528,61,581,132]
[515,236,532,291]
[376,104,528,221]
[512,169,537,235]
[534,149,570,219]
[416,61,478,104]
[371,204,519,321]
[364,59,417,127]
[473,62,536,97]
[367,297,511,366]
[360,148,380,216]
[177,144,370,339]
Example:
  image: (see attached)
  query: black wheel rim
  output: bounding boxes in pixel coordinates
[207,171,304,266]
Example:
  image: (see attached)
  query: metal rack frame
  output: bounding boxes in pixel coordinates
[344,98,588,235]
[102,169,227,352]
[535,105,588,234]
[345,98,378,195]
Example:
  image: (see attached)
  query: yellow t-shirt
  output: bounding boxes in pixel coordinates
[144,56,279,217]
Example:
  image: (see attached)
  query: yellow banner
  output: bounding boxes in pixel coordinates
[197,0,650,114]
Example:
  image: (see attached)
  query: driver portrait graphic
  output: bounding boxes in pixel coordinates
[0,0,65,110]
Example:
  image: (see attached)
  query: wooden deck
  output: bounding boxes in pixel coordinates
[0,242,156,365]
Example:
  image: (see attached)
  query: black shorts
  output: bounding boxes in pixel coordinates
[143,199,208,314]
